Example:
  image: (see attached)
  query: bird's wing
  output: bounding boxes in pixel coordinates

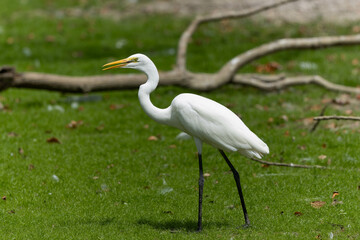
[171,94,269,157]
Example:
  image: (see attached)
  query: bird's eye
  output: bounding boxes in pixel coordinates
[129,57,139,63]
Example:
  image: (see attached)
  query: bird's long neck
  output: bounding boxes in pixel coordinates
[138,63,171,125]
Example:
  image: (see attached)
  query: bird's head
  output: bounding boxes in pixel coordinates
[102,53,151,72]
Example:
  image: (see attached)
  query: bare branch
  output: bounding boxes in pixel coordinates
[232,74,360,94]
[314,116,360,121]
[175,0,299,72]
[3,70,182,93]
[3,68,360,94]
[250,158,326,169]
[310,104,330,132]
[217,34,360,86]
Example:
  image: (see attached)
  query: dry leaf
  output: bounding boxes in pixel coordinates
[168,144,176,149]
[18,148,24,155]
[148,136,158,141]
[352,25,360,33]
[109,104,125,110]
[311,201,326,209]
[344,109,353,115]
[332,199,343,206]
[352,58,359,66]
[28,164,35,171]
[2,196,6,201]
[318,155,327,160]
[256,62,281,73]
[255,104,269,111]
[333,94,350,105]
[45,35,55,42]
[325,122,336,129]
[281,115,289,122]
[7,37,14,45]
[7,132,18,137]
[225,102,236,109]
[321,97,332,104]
[327,158,332,166]
[46,137,61,144]
[294,211,303,216]
[297,145,306,151]
[96,124,105,131]
[203,173,211,177]
[310,105,322,111]
[66,120,83,129]
[332,191,339,199]
[220,19,233,33]
[321,143,327,148]
[302,117,314,126]
[107,164,115,169]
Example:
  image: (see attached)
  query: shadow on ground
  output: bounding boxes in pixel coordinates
[137,218,230,232]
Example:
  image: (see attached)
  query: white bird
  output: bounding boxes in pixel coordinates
[103,53,269,231]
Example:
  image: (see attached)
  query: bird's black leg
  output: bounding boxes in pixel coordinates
[219,150,250,227]
[197,152,204,232]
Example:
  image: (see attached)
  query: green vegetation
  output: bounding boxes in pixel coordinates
[1,1,360,239]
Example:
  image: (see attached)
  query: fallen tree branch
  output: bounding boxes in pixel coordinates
[175,0,299,71]
[311,115,360,132]
[233,74,360,94]
[214,34,360,89]
[2,67,360,94]
[313,116,360,121]
[250,157,326,169]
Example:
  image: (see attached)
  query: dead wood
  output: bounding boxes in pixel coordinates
[314,116,360,121]
[233,74,360,94]
[250,157,326,169]
[175,0,299,72]
[2,69,360,94]
[310,104,330,132]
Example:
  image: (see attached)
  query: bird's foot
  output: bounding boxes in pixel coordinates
[236,223,250,229]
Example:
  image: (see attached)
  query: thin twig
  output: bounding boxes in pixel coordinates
[314,116,360,121]
[250,158,326,169]
[310,103,330,132]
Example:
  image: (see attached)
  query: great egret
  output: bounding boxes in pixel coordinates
[103,54,269,231]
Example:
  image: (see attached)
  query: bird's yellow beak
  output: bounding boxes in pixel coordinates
[102,57,138,71]
[102,58,129,71]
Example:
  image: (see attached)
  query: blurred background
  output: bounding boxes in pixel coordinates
[1,1,360,239]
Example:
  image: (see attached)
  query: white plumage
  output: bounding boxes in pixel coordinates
[169,93,269,158]
[103,53,269,230]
